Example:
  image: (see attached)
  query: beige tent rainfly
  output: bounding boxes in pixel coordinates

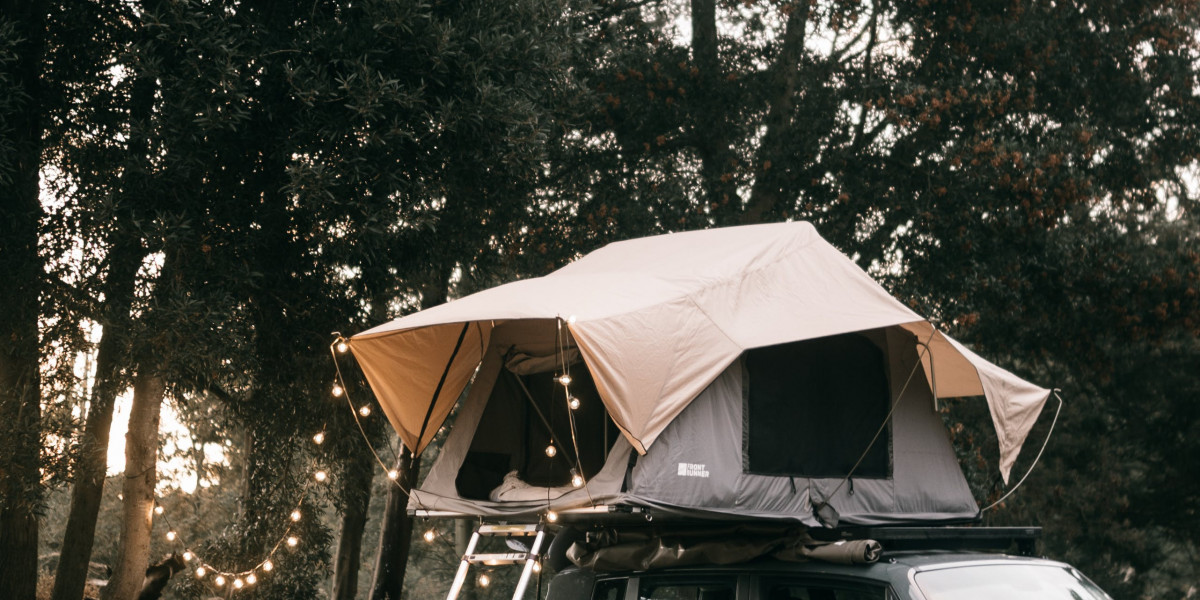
[348,222,1051,526]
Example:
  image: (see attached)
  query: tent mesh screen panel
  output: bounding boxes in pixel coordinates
[744,332,891,478]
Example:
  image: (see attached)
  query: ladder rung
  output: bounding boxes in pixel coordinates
[446,524,547,600]
[465,552,533,565]
[477,524,541,536]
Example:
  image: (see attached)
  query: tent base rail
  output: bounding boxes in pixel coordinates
[413,504,985,529]
[413,504,653,523]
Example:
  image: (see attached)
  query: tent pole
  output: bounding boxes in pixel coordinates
[508,371,578,466]
[413,322,471,456]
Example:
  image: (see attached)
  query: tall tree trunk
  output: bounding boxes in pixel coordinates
[51,0,162,588]
[741,0,812,224]
[331,449,376,600]
[0,1,47,598]
[368,267,449,600]
[369,447,420,600]
[51,240,142,600]
[689,0,738,222]
[101,370,164,600]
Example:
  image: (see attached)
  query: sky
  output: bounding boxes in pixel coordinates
[103,391,227,494]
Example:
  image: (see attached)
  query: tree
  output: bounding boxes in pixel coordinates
[534,1,1200,595]
[0,3,49,598]
[276,0,580,595]
[50,1,164,595]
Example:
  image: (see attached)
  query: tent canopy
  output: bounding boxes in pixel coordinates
[349,222,1049,481]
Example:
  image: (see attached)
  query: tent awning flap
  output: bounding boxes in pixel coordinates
[897,321,1050,480]
[570,295,742,453]
[349,222,1050,482]
[350,321,492,455]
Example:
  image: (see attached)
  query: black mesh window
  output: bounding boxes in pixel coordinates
[745,331,891,479]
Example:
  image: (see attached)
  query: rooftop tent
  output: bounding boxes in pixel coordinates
[347,222,1051,524]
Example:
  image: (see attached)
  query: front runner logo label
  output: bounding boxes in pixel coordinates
[677,463,710,478]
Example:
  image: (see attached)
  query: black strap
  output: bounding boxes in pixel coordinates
[413,322,471,455]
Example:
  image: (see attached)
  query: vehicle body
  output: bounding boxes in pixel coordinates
[536,526,1113,600]
[546,552,1113,600]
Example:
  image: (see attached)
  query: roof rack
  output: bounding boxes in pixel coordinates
[412,507,1041,557]
[820,526,1042,557]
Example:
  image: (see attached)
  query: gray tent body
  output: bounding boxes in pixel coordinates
[409,321,978,527]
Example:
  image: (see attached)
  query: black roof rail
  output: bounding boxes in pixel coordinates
[818,526,1042,557]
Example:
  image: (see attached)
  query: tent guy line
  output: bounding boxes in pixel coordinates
[980,390,1064,513]
[814,326,936,517]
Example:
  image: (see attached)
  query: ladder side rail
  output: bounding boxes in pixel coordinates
[446,529,483,600]
[510,529,548,600]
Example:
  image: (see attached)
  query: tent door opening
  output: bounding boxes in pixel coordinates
[456,352,620,501]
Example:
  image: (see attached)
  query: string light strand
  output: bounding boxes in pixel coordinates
[153,441,325,594]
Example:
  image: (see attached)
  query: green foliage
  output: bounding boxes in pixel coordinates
[535,1,1200,597]
[13,0,1200,598]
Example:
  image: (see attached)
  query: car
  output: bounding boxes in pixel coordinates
[540,527,1114,600]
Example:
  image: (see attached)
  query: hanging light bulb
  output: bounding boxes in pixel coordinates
[387,469,399,480]
[195,566,207,578]
[571,471,584,488]
[182,551,194,562]
[423,529,436,543]
[214,575,226,587]
[287,536,299,547]
[233,578,244,589]
[568,396,581,410]
[332,383,344,397]
[477,573,491,588]
[558,374,572,386]
[336,340,349,353]
[166,530,177,541]
[290,509,302,522]
[544,444,557,457]
[358,405,371,417]
[533,561,542,573]
[154,505,164,515]
[546,510,559,523]
[246,573,257,585]
[312,432,325,445]
[262,560,273,572]
[314,470,327,482]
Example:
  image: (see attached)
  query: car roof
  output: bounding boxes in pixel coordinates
[591,551,1072,583]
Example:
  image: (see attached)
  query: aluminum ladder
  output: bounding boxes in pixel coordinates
[446,523,547,600]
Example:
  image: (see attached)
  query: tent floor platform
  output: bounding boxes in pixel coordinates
[412,504,656,526]
[409,505,1025,545]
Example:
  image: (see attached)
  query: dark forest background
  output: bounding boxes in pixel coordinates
[1,1,1197,599]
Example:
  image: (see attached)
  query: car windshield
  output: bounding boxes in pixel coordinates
[915,564,1112,600]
